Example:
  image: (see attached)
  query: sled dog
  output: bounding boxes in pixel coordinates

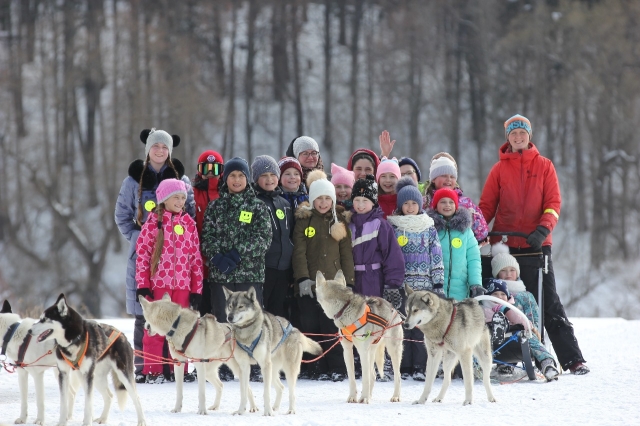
[30,294,146,426]
[404,287,496,405]
[223,286,322,415]
[315,270,403,404]
[1,300,80,425]
[139,293,257,414]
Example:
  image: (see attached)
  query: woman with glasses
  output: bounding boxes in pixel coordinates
[285,135,324,182]
[192,150,224,317]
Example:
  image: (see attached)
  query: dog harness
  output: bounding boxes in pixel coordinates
[235,318,292,360]
[168,315,200,353]
[437,306,457,347]
[1,322,20,356]
[57,329,121,370]
[339,304,389,344]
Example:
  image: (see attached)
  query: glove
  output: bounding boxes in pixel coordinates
[210,254,237,274]
[432,285,445,296]
[189,293,202,311]
[136,287,153,301]
[225,248,241,264]
[299,279,315,298]
[383,288,402,310]
[470,286,487,298]
[526,225,550,250]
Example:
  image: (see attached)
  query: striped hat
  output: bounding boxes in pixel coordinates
[504,114,532,139]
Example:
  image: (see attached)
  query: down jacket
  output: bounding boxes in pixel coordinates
[114,159,194,315]
[135,210,203,294]
[253,184,294,271]
[428,207,482,301]
[424,185,488,243]
[201,186,272,284]
[479,142,561,248]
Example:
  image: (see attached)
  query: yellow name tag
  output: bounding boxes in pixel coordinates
[173,224,184,235]
[451,238,462,249]
[144,200,156,212]
[239,211,253,223]
[305,227,316,238]
[397,236,408,247]
[276,209,285,220]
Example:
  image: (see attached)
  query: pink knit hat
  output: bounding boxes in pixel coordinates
[376,157,401,181]
[156,178,187,204]
[331,163,355,188]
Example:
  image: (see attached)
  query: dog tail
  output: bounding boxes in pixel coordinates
[112,371,128,410]
[301,335,323,355]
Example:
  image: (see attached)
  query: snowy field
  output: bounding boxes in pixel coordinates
[1,317,638,426]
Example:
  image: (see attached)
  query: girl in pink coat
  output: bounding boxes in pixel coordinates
[135,179,203,383]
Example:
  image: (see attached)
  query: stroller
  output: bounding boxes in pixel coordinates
[478,231,550,381]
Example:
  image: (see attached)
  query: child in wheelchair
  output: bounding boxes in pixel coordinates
[483,250,560,381]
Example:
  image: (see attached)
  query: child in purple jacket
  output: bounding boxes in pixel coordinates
[349,175,405,298]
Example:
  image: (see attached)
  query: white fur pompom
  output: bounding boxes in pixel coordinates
[491,242,510,256]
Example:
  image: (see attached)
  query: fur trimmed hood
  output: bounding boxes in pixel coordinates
[295,203,351,241]
[128,158,185,191]
[427,206,472,233]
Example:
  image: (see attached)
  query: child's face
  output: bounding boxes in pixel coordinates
[257,172,279,192]
[353,196,374,214]
[498,267,518,282]
[401,200,420,215]
[335,184,352,201]
[148,143,169,168]
[353,158,375,180]
[508,128,530,151]
[436,197,456,218]
[491,291,508,302]
[280,168,301,192]
[313,195,333,214]
[400,165,419,183]
[164,194,186,213]
[432,174,457,190]
[226,171,247,194]
[378,172,398,194]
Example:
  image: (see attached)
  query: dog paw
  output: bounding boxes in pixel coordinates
[263,409,274,416]
[358,397,370,404]
[463,400,473,406]
[15,419,26,425]
[137,422,147,426]
[197,409,208,415]
[232,410,246,416]
[413,399,426,405]
[390,397,400,402]
[34,420,44,426]
[488,396,497,403]
[94,417,108,425]
[170,408,181,413]
[432,397,443,403]
[208,404,220,411]
[286,409,296,415]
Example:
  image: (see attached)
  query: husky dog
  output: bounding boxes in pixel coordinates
[1,300,79,425]
[138,294,257,415]
[404,287,496,406]
[29,294,146,426]
[223,286,322,416]
[314,270,403,404]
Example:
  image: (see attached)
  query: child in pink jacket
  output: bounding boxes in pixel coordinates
[136,178,203,383]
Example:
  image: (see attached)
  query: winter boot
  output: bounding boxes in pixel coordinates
[541,358,560,381]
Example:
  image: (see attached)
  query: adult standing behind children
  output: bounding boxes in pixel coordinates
[479,114,589,375]
[201,157,272,323]
[115,128,194,383]
[192,150,224,316]
[251,155,294,319]
[285,136,324,182]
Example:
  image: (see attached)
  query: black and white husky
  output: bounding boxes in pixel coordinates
[30,294,146,426]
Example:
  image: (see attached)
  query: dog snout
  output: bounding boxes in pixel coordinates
[227,313,234,323]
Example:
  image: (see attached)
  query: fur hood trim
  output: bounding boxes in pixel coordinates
[427,206,472,232]
[295,203,351,241]
[128,158,185,190]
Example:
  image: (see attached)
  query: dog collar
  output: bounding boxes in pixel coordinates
[1,322,20,356]
[167,316,181,337]
[437,306,457,347]
[334,301,351,320]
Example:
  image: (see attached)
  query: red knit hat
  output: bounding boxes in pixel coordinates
[431,187,459,210]
[347,148,380,172]
[278,156,303,177]
[197,150,224,176]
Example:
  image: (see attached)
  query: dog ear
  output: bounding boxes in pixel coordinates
[315,271,326,286]
[138,295,149,308]
[56,294,68,317]
[333,270,346,285]
[1,300,11,313]
[420,292,432,306]
[247,286,257,302]
[404,284,414,295]
[162,293,171,301]
[222,286,233,301]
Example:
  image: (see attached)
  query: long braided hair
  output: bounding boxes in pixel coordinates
[150,204,166,276]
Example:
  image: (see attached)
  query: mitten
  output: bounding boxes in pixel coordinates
[189,293,202,311]
[526,225,550,250]
[432,285,445,296]
[383,288,402,310]
[211,254,235,274]
[470,286,487,298]
[299,279,315,298]
[226,248,241,264]
[136,287,153,301]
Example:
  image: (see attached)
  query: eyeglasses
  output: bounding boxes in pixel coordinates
[299,150,319,158]
[401,170,416,176]
[198,162,224,176]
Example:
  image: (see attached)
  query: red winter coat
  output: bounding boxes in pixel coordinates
[136,210,203,294]
[193,177,221,234]
[479,142,561,248]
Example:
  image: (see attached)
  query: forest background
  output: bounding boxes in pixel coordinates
[0,0,638,319]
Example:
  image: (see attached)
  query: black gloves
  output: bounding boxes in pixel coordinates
[470,286,487,298]
[210,249,241,274]
[136,287,153,301]
[226,249,240,264]
[526,225,550,250]
[189,293,202,311]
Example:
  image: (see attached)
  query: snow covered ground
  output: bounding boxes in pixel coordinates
[1,317,638,425]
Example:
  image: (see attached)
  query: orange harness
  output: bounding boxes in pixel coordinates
[58,330,121,370]
[340,305,389,344]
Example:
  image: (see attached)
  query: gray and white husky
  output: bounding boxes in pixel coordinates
[30,294,146,426]
[223,286,322,416]
[0,300,79,425]
[404,287,496,406]
[314,270,404,404]
[139,293,257,415]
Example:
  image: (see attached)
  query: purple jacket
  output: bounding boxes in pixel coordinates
[349,207,406,297]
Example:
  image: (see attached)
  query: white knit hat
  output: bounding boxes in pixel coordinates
[292,136,320,158]
[144,129,174,158]
[429,156,458,181]
[491,251,521,278]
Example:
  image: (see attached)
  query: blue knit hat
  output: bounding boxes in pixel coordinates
[223,157,251,183]
[483,278,510,299]
[396,177,423,213]
[398,157,422,181]
[504,114,532,139]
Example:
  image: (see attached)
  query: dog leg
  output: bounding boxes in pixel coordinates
[81,371,96,426]
[57,370,70,426]
[459,348,474,405]
[233,362,251,415]
[359,346,375,404]
[172,360,185,413]
[247,385,259,412]
[284,357,299,414]
[389,338,403,402]
[341,341,358,403]
[193,362,208,415]
[205,363,223,411]
[414,347,442,404]
[113,368,147,426]
[261,357,274,416]
[94,375,112,424]
[475,337,497,403]
[433,350,457,403]
[16,368,29,424]
[271,366,285,412]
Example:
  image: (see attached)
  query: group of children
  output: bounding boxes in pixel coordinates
[115,130,560,385]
